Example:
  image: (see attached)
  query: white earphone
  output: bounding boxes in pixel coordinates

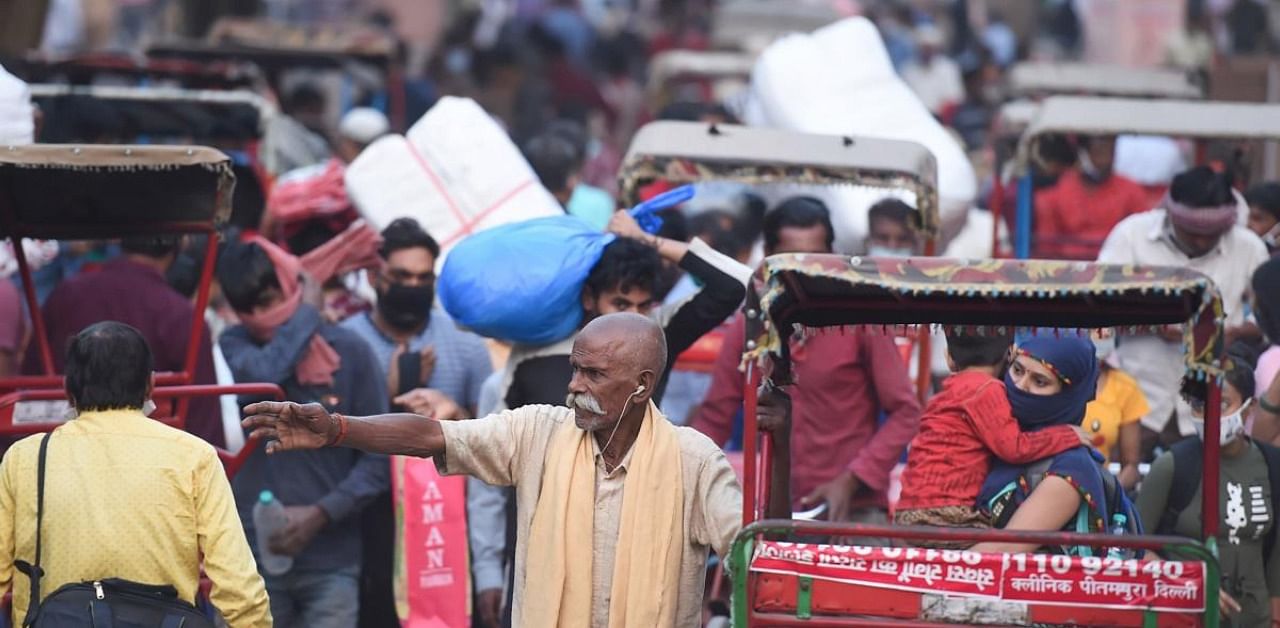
[634,384,646,394]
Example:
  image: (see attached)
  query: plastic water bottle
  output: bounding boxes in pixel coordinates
[253,491,293,575]
[1106,513,1129,559]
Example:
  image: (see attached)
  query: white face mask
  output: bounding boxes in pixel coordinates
[142,399,157,417]
[1091,335,1116,361]
[1192,400,1250,446]
[867,245,914,258]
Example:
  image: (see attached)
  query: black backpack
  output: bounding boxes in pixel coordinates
[1156,437,1280,568]
[14,432,217,628]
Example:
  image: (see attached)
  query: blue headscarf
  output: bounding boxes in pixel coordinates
[1005,334,1099,430]
[979,333,1111,548]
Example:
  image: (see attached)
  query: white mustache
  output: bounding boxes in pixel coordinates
[565,392,605,414]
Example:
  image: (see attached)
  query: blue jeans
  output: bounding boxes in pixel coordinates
[265,566,360,628]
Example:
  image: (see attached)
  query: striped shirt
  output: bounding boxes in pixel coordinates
[342,308,493,412]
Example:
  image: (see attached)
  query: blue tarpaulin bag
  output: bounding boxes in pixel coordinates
[438,186,694,345]
[438,215,616,344]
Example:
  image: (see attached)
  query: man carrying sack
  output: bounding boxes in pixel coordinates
[242,313,793,627]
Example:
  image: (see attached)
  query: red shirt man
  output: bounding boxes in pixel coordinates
[1034,136,1150,260]
[690,197,922,522]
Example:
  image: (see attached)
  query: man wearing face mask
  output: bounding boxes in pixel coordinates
[1138,357,1280,627]
[340,218,494,627]
[1033,135,1150,260]
[1100,167,1269,459]
[865,198,922,258]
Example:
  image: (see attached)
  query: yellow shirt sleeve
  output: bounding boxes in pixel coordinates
[1114,372,1150,425]
[193,449,272,628]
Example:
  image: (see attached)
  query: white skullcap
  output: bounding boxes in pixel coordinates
[0,64,35,145]
[915,24,946,48]
[338,107,390,145]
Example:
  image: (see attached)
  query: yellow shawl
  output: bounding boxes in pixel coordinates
[521,401,685,627]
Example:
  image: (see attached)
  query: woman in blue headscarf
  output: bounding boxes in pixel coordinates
[972,333,1113,554]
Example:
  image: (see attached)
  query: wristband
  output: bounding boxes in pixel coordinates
[1260,395,1280,415]
[327,412,349,447]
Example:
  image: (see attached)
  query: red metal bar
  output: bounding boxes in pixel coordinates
[0,372,194,392]
[990,172,1006,259]
[0,383,284,404]
[1202,381,1221,539]
[742,361,761,524]
[13,239,54,375]
[915,239,938,400]
[758,423,773,522]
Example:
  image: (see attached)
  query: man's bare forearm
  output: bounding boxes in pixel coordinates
[341,413,446,458]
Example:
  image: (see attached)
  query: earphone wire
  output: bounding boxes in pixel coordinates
[599,390,640,471]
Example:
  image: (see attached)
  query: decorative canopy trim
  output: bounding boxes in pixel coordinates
[744,255,1225,378]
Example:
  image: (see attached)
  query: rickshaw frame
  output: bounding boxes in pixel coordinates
[620,120,943,399]
[996,95,1280,259]
[147,18,405,130]
[1007,62,1204,101]
[0,144,277,476]
[733,254,1228,626]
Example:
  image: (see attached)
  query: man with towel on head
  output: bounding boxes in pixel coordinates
[1098,166,1269,457]
[243,313,793,627]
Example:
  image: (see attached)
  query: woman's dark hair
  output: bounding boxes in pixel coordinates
[1170,166,1235,208]
[379,217,441,260]
[1245,182,1280,221]
[584,237,662,299]
[65,321,153,411]
[945,330,1013,369]
[1180,354,1256,404]
[763,197,835,253]
[217,241,281,313]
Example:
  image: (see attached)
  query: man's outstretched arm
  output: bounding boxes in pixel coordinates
[242,401,447,458]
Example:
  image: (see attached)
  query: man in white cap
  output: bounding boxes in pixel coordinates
[901,25,964,117]
[335,107,390,163]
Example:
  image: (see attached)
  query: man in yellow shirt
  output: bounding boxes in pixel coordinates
[0,321,271,627]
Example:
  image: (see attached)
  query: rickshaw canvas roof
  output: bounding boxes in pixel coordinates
[28,84,272,141]
[0,144,234,239]
[746,254,1223,376]
[1009,63,1203,99]
[647,50,755,93]
[1015,96,1280,172]
[620,121,940,237]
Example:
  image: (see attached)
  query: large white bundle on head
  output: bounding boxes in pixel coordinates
[0,64,35,146]
[344,96,563,263]
[742,17,975,252]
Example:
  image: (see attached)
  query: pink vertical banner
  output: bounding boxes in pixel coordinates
[392,455,472,628]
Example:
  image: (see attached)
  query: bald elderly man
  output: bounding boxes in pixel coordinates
[243,313,792,627]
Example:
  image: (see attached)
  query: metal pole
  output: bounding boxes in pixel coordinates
[742,361,760,525]
[1202,380,1221,540]
[1015,173,1033,259]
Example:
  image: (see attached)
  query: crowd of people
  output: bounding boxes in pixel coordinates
[2,0,1280,627]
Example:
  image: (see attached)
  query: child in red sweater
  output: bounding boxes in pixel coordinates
[895,331,1088,542]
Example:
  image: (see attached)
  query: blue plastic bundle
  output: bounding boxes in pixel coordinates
[438,215,614,344]
[438,185,696,345]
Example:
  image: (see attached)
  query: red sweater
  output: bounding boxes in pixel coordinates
[897,371,1080,511]
[1034,169,1150,260]
[691,314,921,509]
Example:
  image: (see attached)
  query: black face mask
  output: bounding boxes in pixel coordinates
[377,283,434,331]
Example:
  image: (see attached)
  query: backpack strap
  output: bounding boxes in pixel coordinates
[1157,438,1203,537]
[1256,440,1280,572]
[13,431,52,627]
